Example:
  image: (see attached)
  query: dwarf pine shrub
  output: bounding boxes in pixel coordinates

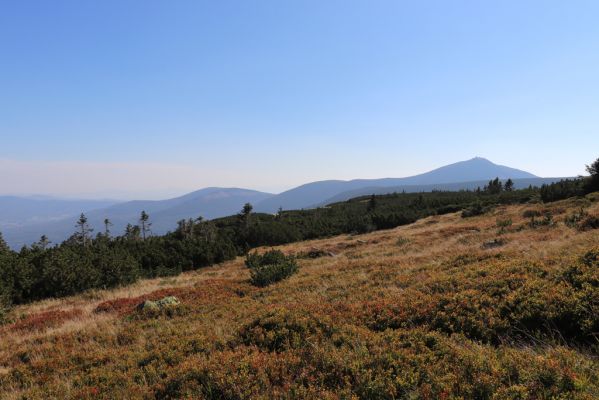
[461,203,490,218]
[245,250,299,287]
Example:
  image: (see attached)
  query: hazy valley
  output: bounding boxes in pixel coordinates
[0,158,567,249]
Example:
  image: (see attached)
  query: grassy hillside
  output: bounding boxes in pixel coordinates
[0,194,598,399]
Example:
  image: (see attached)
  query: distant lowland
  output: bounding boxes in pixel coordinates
[0,157,568,248]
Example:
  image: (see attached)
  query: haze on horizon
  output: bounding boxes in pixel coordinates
[1,1,598,200]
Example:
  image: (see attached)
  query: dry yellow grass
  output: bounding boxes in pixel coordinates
[0,197,598,399]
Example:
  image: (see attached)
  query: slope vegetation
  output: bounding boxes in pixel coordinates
[0,195,598,399]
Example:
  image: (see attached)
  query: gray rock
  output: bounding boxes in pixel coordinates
[137,296,180,312]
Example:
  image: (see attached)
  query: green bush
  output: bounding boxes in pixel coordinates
[93,246,140,288]
[529,211,555,228]
[245,250,299,287]
[522,209,542,219]
[564,208,588,228]
[540,178,586,202]
[496,218,513,234]
[461,203,489,218]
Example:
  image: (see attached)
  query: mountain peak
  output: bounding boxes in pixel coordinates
[420,158,537,183]
[254,157,539,212]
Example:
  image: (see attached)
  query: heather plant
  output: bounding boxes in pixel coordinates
[565,207,588,228]
[396,236,410,246]
[496,218,512,234]
[237,307,334,351]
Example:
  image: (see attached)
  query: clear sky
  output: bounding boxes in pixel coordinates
[1,1,598,199]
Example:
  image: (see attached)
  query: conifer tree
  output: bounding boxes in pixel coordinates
[37,235,51,250]
[367,194,377,212]
[125,224,141,241]
[75,213,93,246]
[586,157,599,192]
[504,178,514,192]
[0,232,9,254]
[103,218,113,237]
[140,211,151,241]
[239,203,253,228]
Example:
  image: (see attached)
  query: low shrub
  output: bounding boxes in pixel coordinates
[529,211,555,228]
[396,237,410,247]
[522,209,542,219]
[564,207,588,228]
[157,328,596,400]
[436,204,463,214]
[579,215,599,231]
[496,218,512,234]
[8,309,83,332]
[245,250,299,287]
[461,203,491,218]
[361,251,599,347]
[297,249,330,259]
[237,307,333,352]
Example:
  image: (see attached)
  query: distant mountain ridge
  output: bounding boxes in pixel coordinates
[1,188,273,249]
[2,157,566,249]
[0,196,118,228]
[253,157,538,212]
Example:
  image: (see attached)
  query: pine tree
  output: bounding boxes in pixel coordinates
[176,219,194,239]
[139,211,151,241]
[485,177,503,194]
[103,218,113,237]
[367,194,377,212]
[0,232,9,254]
[586,157,599,192]
[239,203,253,228]
[75,213,93,246]
[504,178,514,192]
[37,235,51,250]
[125,224,141,241]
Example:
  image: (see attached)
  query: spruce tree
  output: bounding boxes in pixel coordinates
[586,157,599,192]
[75,213,93,246]
[103,218,113,237]
[504,178,514,192]
[140,211,151,241]
[367,194,377,212]
[239,203,253,228]
[37,235,51,250]
[0,232,9,254]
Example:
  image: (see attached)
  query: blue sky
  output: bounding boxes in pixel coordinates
[1,1,598,199]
